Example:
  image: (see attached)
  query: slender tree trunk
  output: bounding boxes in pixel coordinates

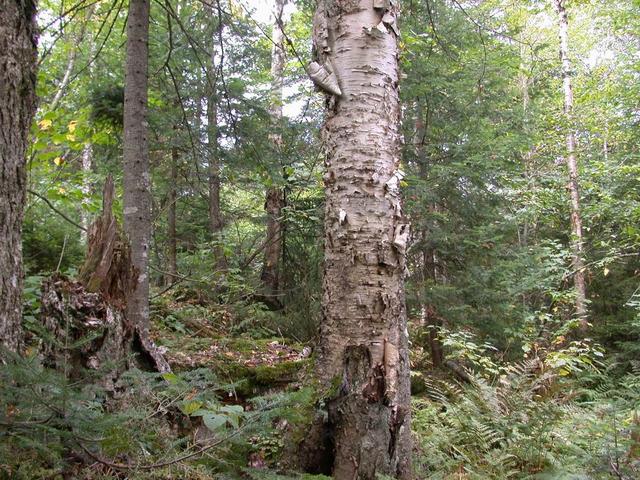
[261,0,287,304]
[518,36,533,248]
[123,0,151,332]
[49,4,94,111]
[414,100,445,368]
[80,20,98,243]
[207,18,226,272]
[554,0,588,330]
[167,147,178,283]
[312,1,411,477]
[80,142,93,243]
[207,97,223,235]
[0,0,39,354]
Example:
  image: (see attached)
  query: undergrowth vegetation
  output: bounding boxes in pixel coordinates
[3,307,639,479]
[411,333,640,479]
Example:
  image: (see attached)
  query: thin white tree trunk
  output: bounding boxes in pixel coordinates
[49,4,95,111]
[80,142,93,243]
[554,0,588,330]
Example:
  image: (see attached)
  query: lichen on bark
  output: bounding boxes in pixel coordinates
[0,0,39,354]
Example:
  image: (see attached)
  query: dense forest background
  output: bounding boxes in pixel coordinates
[1,0,640,478]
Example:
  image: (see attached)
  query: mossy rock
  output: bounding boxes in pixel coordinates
[253,360,307,386]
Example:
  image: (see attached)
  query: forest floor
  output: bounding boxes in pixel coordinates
[150,299,313,399]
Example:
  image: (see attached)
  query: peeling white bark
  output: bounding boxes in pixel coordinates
[313,0,411,478]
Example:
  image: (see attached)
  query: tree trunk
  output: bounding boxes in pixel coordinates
[167,147,178,283]
[123,0,152,333]
[554,0,588,331]
[0,0,39,355]
[414,100,445,369]
[261,0,287,305]
[80,142,93,244]
[80,18,98,244]
[207,96,222,235]
[312,1,411,478]
[48,4,94,111]
[207,16,226,272]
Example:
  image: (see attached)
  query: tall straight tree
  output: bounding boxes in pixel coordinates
[0,0,38,353]
[312,1,411,477]
[123,0,152,332]
[261,0,287,304]
[554,0,588,330]
[207,9,226,272]
[167,146,179,284]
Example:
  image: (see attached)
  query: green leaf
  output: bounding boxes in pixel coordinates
[162,372,179,384]
[202,413,227,432]
[180,400,203,416]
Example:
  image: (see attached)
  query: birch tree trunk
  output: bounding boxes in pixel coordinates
[554,0,588,331]
[123,0,152,332]
[80,142,94,243]
[48,4,94,112]
[312,1,411,477]
[80,19,99,243]
[261,0,287,305]
[0,0,38,354]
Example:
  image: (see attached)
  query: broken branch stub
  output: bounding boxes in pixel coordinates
[308,61,342,97]
[79,175,137,306]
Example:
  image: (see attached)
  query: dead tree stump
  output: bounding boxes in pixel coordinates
[40,176,169,388]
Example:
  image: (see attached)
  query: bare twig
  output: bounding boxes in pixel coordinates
[27,189,87,232]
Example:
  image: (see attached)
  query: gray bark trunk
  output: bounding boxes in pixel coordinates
[312,1,411,478]
[554,0,588,330]
[414,101,445,369]
[123,0,151,332]
[261,0,287,304]
[167,147,178,283]
[0,0,39,354]
[207,18,226,272]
